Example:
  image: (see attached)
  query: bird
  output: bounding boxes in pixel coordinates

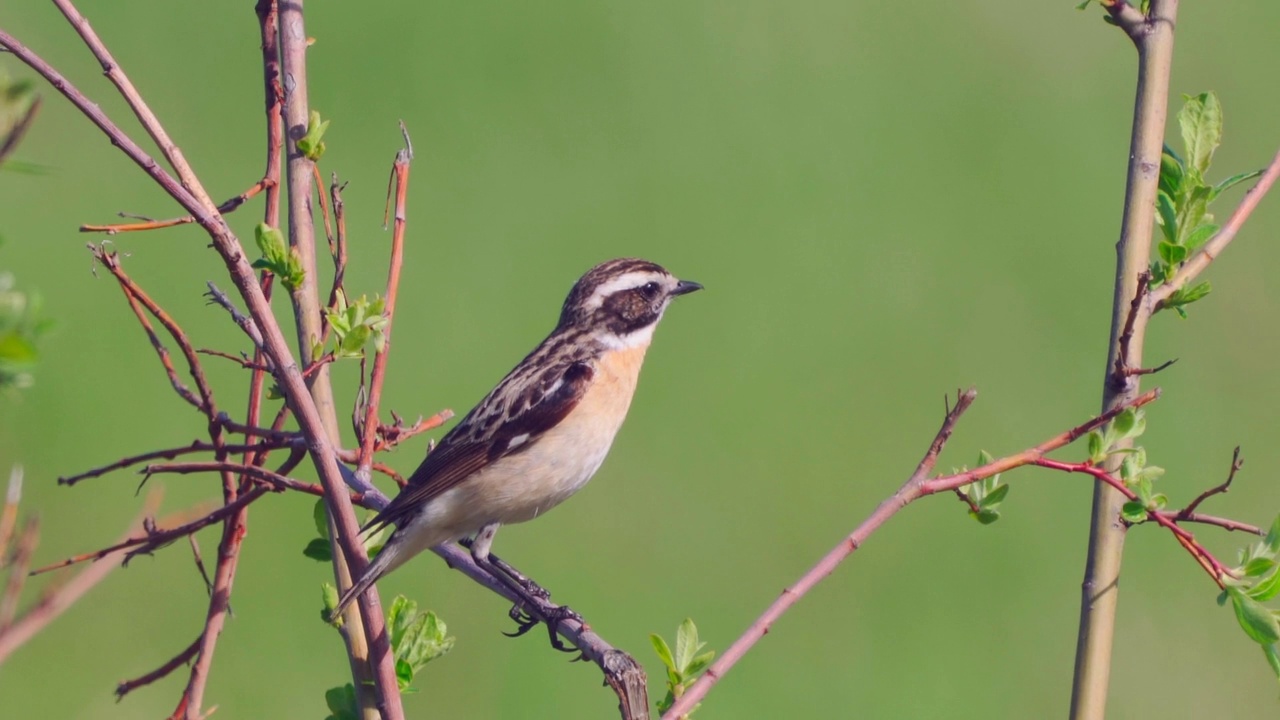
[332,257,702,620]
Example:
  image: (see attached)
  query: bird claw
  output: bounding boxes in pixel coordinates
[502,601,583,654]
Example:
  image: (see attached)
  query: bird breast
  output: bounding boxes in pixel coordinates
[432,343,650,534]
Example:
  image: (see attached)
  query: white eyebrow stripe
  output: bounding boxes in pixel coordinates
[583,271,666,311]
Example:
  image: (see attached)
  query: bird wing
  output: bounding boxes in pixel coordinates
[363,360,596,533]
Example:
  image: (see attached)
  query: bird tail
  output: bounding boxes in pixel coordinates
[329,538,403,621]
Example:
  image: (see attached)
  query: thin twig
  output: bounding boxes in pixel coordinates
[0,18,396,717]
[30,491,265,575]
[52,0,219,212]
[667,388,1161,718]
[80,180,273,233]
[204,283,267,357]
[356,134,412,477]
[59,439,296,486]
[116,637,200,700]
[1178,446,1243,519]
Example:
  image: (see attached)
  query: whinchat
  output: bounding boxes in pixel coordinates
[334,258,702,617]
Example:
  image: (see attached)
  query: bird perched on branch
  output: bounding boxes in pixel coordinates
[333,257,702,620]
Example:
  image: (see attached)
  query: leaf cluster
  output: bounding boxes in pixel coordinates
[1086,408,1167,522]
[957,450,1009,525]
[1220,516,1280,683]
[651,618,715,717]
[297,110,330,162]
[1151,92,1260,316]
[320,597,454,718]
[324,289,388,360]
[251,222,305,292]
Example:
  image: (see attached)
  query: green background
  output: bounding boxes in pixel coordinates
[3,1,1280,718]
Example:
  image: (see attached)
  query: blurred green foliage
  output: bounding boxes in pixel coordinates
[2,2,1280,719]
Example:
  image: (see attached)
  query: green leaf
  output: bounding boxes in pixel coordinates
[685,650,716,678]
[321,582,340,624]
[313,498,330,537]
[979,483,1010,508]
[297,110,330,161]
[1209,168,1263,201]
[1157,241,1187,267]
[675,618,704,673]
[1183,223,1218,253]
[1112,409,1136,439]
[1087,431,1104,463]
[1264,644,1280,680]
[385,596,453,690]
[1248,569,1280,603]
[1120,501,1148,524]
[650,633,676,671]
[252,222,305,291]
[1165,281,1212,309]
[1243,557,1277,578]
[1155,191,1178,244]
[388,595,415,649]
[1265,514,1280,555]
[323,683,359,720]
[1179,92,1222,179]
[971,508,1001,525]
[1175,186,1212,248]
[1228,586,1280,645]
[303,537,332,561]
[1158,151,1184,199]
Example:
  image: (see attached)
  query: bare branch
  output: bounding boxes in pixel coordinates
[1178,446,1243,519]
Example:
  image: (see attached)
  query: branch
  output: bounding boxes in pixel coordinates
[59,439,296,486]
[355,131,412,477]
[30,490,265,575]
[665,389,979,718]
[1150,146,1280,310]
[667,388,1161,718]
[1100,0,1148,42]
[80,180,273,233]
[1073,2,1178,716]
[116,637,200,700]
[1178,446,1243,519]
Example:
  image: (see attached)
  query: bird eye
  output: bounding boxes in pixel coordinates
[640,282,660,298]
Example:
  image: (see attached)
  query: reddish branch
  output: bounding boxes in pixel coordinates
[355,132,413,477]
[1179,446,1243,519]
[666,389,1168,718]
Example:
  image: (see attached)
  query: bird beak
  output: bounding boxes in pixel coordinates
[671,279,703,297]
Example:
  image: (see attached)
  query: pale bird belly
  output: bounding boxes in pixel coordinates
[419,344,646,538]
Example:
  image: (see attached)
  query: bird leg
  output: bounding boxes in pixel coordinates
[461,524,583,653]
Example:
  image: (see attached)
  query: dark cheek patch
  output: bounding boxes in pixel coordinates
[600,290,660,334]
